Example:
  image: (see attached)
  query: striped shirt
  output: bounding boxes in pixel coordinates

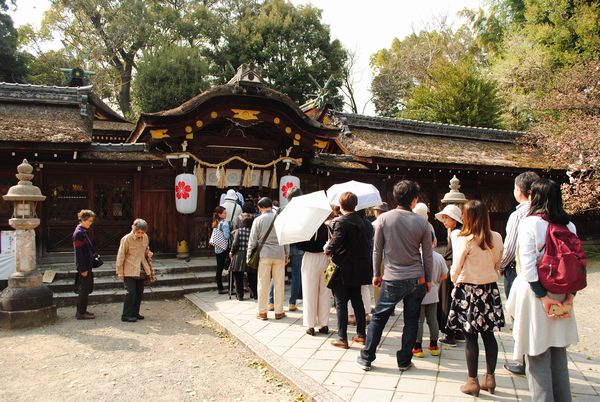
[501,201,530,269]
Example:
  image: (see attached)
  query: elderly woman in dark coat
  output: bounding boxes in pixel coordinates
[325,192,373,349]
[229,215,256,300]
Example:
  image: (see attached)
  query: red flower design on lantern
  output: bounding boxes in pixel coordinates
[175,181,192,200]
[281,182,296,198]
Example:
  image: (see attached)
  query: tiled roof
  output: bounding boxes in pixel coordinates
[336,112,523,143]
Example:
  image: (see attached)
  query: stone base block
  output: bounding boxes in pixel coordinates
[0,305,57,330]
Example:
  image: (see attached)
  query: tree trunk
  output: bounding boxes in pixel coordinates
[117,55,135,117]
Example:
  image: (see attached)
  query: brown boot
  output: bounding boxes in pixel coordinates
[481,373,496,394]
[460,377,480,397]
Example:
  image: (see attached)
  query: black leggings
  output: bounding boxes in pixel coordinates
[464,330,498,377]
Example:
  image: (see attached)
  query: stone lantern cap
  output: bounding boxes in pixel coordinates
[2,159,46,202]
[440,175,467,204]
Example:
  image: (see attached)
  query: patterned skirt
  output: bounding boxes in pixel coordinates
[447,282,505,334]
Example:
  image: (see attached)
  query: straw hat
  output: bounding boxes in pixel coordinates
[435,204,463,224]
[412,202,429,220]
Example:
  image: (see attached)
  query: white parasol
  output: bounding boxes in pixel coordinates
[326,180,382,210]
[274,190,332,245]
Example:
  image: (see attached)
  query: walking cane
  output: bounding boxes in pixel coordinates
[228,268,233,300]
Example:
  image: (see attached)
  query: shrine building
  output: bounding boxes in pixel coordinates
[0,65,597,258]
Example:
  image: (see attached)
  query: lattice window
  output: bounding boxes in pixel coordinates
[480,189,515,213]
[47,180,88,221]
[94,178,133,221]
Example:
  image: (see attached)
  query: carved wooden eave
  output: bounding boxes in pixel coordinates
[128,66,341,153]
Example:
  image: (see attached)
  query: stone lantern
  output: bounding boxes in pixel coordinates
[0,160,56,329]
[440,175,467,205]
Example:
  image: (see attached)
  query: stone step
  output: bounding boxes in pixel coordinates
[44,256,224,307]
[53,283,218,308]
[43,257,217,279]
[47,271,220,293]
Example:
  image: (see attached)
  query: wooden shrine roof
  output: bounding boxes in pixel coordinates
[80,143,162,162]
[129,65,339,147]
[335,113,549,169]
[0,82,134,146]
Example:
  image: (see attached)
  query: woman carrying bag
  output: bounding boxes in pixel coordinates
[229,215,256,300]
[324,192,372,349]
[73,209,97,320]
[116,219,155,323]
[210,206,231,295]
[507,178,583,402]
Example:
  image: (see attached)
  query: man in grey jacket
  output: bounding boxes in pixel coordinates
[357,180,433,372]
[247,197,289,320]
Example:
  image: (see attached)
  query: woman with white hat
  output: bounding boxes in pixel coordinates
[221,189,242,229]
[435,204,464,346]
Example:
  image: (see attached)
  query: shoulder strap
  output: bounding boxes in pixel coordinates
[229,203,238,226]
[255,211,278,255]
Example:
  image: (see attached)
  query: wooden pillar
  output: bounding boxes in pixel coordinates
[133,168,142,219]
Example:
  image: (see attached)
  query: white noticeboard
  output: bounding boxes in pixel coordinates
[0,230,16,280]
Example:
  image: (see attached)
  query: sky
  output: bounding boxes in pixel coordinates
[9,0,484,115]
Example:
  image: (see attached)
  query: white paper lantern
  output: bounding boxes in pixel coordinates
[279,175,301,207]
[175,173,198,214]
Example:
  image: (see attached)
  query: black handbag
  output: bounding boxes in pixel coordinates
[92,253,104,268]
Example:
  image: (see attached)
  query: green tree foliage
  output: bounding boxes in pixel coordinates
[0,1,29,82]
[463,0,600,212]
[25,49,72,86]
[132,46,210,113]
[43,0,162,117]
[370,23,478,117]
[35,0,345,115]
[208,0,347,105]
[400,60,505,128]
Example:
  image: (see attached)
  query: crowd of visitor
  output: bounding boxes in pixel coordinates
[72,172,584,401]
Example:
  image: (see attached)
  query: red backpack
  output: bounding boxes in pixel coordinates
[537,217,587,294]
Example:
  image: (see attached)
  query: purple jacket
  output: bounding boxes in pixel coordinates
[73,224,94,273]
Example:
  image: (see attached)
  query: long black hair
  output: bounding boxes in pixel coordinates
[528,178,569,225]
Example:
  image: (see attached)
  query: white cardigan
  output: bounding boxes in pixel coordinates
[506,216,578,359]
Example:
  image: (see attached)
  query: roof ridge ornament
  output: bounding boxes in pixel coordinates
[227,64,264,87]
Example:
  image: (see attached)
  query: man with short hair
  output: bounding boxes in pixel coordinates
[248,197,289,320]
[502,171,540,375]
[357,180,433,372]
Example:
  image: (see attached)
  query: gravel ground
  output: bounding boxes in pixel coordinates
[0,299,303,402]
[568,264,600,360]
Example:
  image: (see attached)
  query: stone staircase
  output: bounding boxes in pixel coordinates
[40,257,221,307]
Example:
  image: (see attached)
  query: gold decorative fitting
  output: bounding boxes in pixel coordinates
[294,134,301,140]
[185,133,194,140]
[210,111,218,118]
[293,140,300,146]
[313,139,327,149]
[274,117,281,124]
[195,120,203,128]
[150,129,170,139]
[285,127,292,134]
[94,112,108,121]
[185,126,193,133]
[231,109,260,121]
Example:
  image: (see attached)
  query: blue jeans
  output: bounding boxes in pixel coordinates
[269,254,303,304]
[360,278,426,368]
